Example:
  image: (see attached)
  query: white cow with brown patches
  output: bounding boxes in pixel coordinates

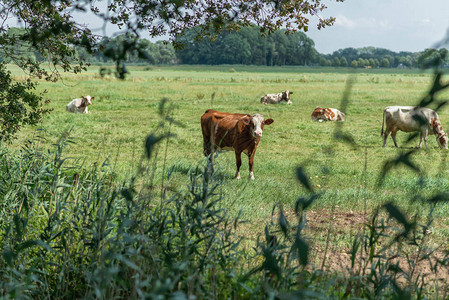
[381,106,448,149]
[311,107,345,122]
[260,90,293,104]
[66,95,94,114]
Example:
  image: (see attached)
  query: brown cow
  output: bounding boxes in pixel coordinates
[311,107,345,122]
[201,109,274,180]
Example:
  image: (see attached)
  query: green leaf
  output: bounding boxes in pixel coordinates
[15,240,38,252]
[295,194,318,213]
[428,192,449,203]
[279,207,289,237]
[383,202,413,237]
[121,188,134,202]
[377,150,419,187]
[296,167,313,192]
[293,235,309,266]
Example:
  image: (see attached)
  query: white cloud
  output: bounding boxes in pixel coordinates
[334,14,392,31]
[378,20,390,29]
[334,14,356,29]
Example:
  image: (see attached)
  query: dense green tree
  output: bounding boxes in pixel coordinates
[332,47,359,64]
[0,28,38,63]
[332,57,340,67]
[217,33,252,64]
[340,57,348,67]
[239,27,268,65]
[175,26,319,66]
[380,58,390,68]
[156,41,177,64]
[357,58,366,67]
[384,55,394,67]
[350,60,358,68]
[417,48,449,68]
[319,57,327,66]
[327,47,421,68]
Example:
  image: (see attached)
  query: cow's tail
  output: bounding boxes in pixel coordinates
[381,108,386,137]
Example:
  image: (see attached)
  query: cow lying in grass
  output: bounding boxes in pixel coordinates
[311,107,345,122]
[381,106,448,149]
[260,90,293,104]
[66,95,94,114]
[201,109,274,180]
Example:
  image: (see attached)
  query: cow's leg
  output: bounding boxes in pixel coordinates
[235,151,242,180]
[248,150,256,180]
[391,130,399,148]
[383,129,391,147]
[422,129,428,148]
[417,129,422,148]
[203,136,215,173]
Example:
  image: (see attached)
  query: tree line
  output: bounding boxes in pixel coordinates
[320,47,449,68]
[174,26,319,66]
[2,27,447,69]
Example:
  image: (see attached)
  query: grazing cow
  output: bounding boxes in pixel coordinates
[201,109,274,180]
[381,106,448,149]
[260,90,293,104]
[311,107,345,122]
[66,95,94,114]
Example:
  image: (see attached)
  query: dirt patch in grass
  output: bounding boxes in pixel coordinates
[304,208,449,293]
[304,209,370,269]
[238,206,449,294]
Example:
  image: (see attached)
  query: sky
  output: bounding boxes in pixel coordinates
[306,0,449,54]
[67,0,449,55]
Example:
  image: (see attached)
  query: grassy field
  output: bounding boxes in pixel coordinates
[8,64,449,252]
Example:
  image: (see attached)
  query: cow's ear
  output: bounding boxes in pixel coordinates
[242,117,251,125]
[289,91,293,94]
[91,97,95,100]
[264,119,274,125]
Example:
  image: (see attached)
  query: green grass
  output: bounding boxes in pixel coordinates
[8,64,449,249]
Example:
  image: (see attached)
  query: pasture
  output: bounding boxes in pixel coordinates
[8,64,449,252]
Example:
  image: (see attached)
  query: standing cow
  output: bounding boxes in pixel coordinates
[260,90,293,104]
[381,106,448,149]
[311,107,345,122]
[66,95,94,114]
[201,109,274,180]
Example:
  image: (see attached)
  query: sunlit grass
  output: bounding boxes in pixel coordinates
[7,64,449,249]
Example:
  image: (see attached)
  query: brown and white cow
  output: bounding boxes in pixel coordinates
[381,106,448,149]
[201,109,274,180]
[66,95,94,114]
[260,90,293,104]
[311,107,345,122]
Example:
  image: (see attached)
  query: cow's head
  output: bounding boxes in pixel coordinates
[311,107,326,121]
[281,90,293,104]
[437,132,449,149]
[79,95,94,108]
[243,114,274,138]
